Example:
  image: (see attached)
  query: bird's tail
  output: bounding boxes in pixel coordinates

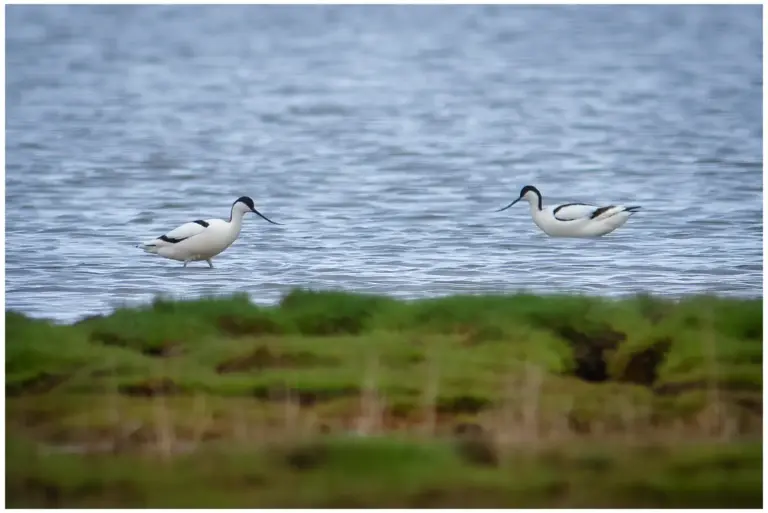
[625,206,641,214]
[137,240,160,254]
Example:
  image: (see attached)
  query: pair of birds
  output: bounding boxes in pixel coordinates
[138,186,641,268]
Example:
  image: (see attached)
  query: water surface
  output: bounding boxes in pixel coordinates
[6,5,763,322]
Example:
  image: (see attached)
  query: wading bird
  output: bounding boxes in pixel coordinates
[138,196,281,267]
[495,185,640,237]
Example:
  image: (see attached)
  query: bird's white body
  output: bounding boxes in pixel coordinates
[497,186,640,238]
[137,197,280,267]
[142,218,242,263]
[530,202,638,237]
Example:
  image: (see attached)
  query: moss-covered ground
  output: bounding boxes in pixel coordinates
[6,290,763,507]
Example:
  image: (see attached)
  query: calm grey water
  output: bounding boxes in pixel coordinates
[6,5,763,323]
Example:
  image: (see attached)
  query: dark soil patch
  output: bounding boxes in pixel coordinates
[618,339,671,386]
[7,373,69,397]
[436,395,492,415]
[253,385,359,407]
[216,346,337,374]
[118,378,182,397]
[554,325,625,383]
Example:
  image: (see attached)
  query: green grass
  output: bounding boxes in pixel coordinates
[6,290,763,507]
[6,436,762,508]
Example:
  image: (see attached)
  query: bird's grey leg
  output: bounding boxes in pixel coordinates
[206,259,214,269]
[183,260,190,268]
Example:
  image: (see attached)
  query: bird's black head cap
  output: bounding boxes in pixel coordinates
[234,196,255,211]
[519,185,541,199]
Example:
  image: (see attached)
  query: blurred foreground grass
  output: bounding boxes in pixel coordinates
[6,290,763,507]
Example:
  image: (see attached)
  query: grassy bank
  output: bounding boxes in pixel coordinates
[6,290,763,507]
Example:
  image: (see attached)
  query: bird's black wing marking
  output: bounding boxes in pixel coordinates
[589,205,615,219]
[552,203,588,217]
[193,219,209,228]
[159,234,184,244]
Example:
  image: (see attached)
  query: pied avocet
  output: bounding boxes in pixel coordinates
[138,196,281,268]
[495,185,641,237]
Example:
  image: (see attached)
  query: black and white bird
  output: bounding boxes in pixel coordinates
[495,185,641,237]
[137,196,281,267]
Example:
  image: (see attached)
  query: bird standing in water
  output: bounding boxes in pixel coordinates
[495,185,640,237]
[138,196,281,267]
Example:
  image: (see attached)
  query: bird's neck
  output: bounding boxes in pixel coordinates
[228,209,246,230]
[529,195,543,212]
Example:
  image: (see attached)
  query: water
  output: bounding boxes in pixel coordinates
[6,5,763,323]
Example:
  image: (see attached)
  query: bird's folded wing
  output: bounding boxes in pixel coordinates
[552,203,599,221]
[144,220,209,245]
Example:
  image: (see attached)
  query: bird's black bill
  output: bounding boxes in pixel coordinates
[494,197,521,212]
[252,208,282,225]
